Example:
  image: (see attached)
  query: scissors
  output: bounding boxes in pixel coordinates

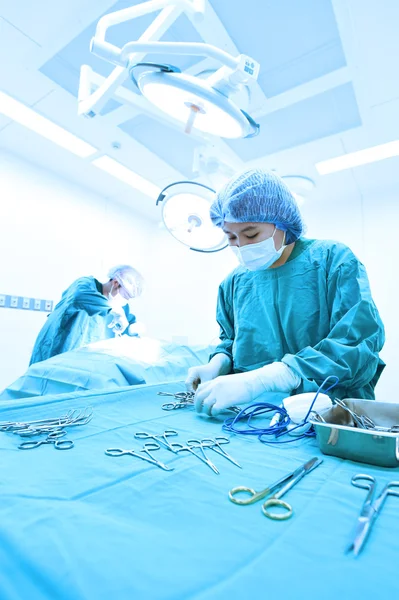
[18,430,74,450]
[105,442,174,471]
[158,392,195,411]
[171,440,219,474]
[200,437,242,468]
[229,456,323,519]
[134,430,179,453]
[346,474,399,556]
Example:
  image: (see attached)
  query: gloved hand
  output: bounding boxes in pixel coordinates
[194,362,301,417]
[185,353,232,392]
[107,310,129,336]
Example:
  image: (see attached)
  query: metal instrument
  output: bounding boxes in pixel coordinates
[18,430,74,450]
[0,407,93,437]
[346,474,399,556]
[229,456,323,519]
[134,430,179,453]
[170,440,219,474]
[199,437,242,468]
[158,391,195,411]
[105,442,174,471]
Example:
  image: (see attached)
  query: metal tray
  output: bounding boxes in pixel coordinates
[310,399,399,467]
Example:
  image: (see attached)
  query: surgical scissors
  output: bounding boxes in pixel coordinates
[134,430,179,453]
[200,437,242,468]
[158,391,195,411]
[18,430,74,450]
[171,440,219,474]
[105,442,174,471]
[346,474,399,556]
[229,456,323,519]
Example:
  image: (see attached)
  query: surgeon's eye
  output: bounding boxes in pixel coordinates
[246,233,259,239]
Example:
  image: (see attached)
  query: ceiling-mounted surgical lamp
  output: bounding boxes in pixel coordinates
[156,181,227,253]
[78,1,260,139]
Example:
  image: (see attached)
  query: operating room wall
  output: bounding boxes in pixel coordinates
[0,151,153,390]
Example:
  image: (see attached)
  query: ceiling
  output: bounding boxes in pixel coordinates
[0,0,399,223]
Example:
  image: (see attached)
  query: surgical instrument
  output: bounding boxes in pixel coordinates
[229,456,323,519]
[0,407,93,436]
[134,430,179,453]
[346,474,399,556]
[105,442,174,471]
[171,441,220,474]
[199,437,242,468]
[18,430,74,450]
[159,391,195,411]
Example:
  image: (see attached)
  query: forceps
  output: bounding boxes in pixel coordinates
[346,474,399,556]
[158,391,195,411]
[105,442,174,471]
[18,430,74,450]
[134,430,179,453]
[200,437,242,468]
[171,440,219,474]
[229,456,323,519]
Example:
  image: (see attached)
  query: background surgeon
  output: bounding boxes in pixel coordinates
[30,264,144,365]
[186,169,385,416]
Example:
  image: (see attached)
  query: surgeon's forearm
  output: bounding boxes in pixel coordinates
[209,353,232,377]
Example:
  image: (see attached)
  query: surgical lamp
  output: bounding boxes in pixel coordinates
[78,0,260,139]
[156,181,227,253]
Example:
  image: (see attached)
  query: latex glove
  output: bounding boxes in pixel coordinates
[195,362,301,417]
[108,310,129,336]
[128,322,146,336]
[185,353,232,392]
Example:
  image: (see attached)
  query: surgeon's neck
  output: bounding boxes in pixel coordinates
[270,243,295,269]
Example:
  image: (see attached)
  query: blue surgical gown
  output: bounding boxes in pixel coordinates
[212,239,385,399]
[30,277,135,365]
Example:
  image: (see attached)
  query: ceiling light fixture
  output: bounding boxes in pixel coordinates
[0,91,97,158]
[92,155,161,199]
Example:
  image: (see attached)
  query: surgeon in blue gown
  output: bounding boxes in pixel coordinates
[29,265,144,365]
[186,169,385,416]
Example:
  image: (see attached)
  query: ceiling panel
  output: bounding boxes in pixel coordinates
[226,82,361,161]
[210,0,346,97]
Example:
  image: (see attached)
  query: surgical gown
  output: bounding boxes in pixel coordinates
[212,239,385,399]
[30,277,113,365]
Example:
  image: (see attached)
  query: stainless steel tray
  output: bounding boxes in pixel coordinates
[310,399,399,467]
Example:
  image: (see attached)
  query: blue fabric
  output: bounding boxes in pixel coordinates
[1,340,214,400]
[0,382,397,599]
[212,239,385,399]
[30,277,112,365]
[210,168,304,244]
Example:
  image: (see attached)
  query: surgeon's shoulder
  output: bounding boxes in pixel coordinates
[71,276,98,294]
[218,265,247,292]
[309,239,362,271]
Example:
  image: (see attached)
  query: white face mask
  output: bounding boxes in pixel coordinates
[108,290,128,309]
[231,227,286,271]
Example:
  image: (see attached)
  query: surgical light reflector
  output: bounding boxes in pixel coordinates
[138,71,254,138]
[157,181,227,252]
[0,91,97,158]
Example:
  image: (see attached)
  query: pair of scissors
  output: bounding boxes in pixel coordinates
[229,456,323,519]
[346,474,399,556]
[105,442,174,471]
[134,430,179,453]
[170,440,219,474]
[18,430,74,450]
[199,437,242,468]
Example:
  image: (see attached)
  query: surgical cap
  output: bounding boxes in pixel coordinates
[210,169,305,244]
[108,265,144,298]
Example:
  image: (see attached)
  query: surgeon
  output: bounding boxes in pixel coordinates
[29,265,144,365]
[186,169,385,416]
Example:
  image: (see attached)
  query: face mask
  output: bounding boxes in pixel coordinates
[108,290,127,309]
[231,227,286,271]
